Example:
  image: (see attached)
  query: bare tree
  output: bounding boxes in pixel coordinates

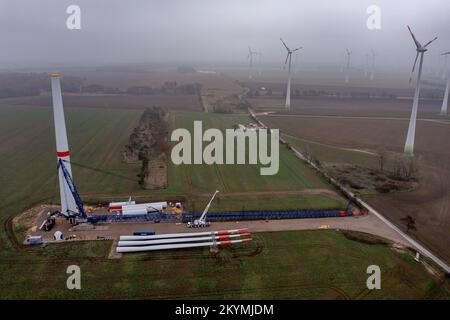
[401,215,417,233]
[378,149,386,174]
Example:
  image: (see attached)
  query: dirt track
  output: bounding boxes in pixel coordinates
[26,206,409,250]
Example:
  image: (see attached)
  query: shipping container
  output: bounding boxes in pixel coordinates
[133,230,156,236]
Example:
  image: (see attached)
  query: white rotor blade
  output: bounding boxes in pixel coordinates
[409,51,420,84]
[280,38,290,52]
[423,36,438,48]
[407,25,422,49]
[285,53,290,65]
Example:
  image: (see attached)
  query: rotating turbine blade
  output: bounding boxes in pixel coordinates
[441,52,450,56]
[280,38,290,52]
[423,36,438,48]
[292,47,303,52]
[285,53,290,65]
[409,51,420,84]
[407,25,422,49]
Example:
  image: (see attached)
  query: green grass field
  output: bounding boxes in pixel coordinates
[1,230,448,299]
[0,106,342,228]
[168,111,342,211]
[1,105,448,299]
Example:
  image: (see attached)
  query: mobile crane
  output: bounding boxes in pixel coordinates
[187,190,219,228]
[57,158,87,222]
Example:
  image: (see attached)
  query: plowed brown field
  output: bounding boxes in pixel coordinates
[259,101,450,263]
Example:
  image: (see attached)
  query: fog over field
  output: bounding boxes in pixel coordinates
[1,0,449,73]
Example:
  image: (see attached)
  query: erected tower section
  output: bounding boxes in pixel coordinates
[51,73,78,217]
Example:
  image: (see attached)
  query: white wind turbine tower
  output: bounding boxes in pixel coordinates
[364,53,369,77]
[258,50,263,76]
[442,53,448,80]
[440,52,450,115]
[404,25,438,155]
[370,50,376,81]
[280,38,302,111]
[248,46,258,79]
[345,48,351,84]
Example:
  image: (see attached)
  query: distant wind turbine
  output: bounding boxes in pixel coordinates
[370,50,376,81]
[345,48,351,84]
[248,46,258,79]
[280,38,302,111]
[364,53,369,77]
[404,25,438,155]
[441,53,448,80]
[258,50,263,76]
[440,52,450,115]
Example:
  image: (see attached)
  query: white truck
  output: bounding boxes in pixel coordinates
[187,190,219,228]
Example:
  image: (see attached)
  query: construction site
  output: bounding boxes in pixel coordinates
[11,71,386,264]
[2,1,450,301]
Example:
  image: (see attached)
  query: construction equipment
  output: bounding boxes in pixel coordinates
[57,158,87,221]
[187,190,219,228]
[41,216,56,231]
[39,210,59,231]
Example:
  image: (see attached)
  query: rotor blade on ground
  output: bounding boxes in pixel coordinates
[120,228,249,241]
[118,233,251,246]
[116,238,253,253]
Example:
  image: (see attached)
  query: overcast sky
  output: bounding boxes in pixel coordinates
[1,0,449,70]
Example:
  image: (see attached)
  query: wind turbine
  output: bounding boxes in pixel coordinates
[404,25,438,155]
[258,50,263,76]
[364,53,369,77]
[248,46,258,79]
[345,48,351,84]
[442,53,448,80]
[370,50,376,81]
[280,38,302,111]
[440,52,450,115]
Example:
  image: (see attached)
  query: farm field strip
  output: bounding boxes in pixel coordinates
[1,230,448,299]
[259,106,450,264]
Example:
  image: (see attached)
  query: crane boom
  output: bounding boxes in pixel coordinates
[57,159,86,218]
[199,190,219,223]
